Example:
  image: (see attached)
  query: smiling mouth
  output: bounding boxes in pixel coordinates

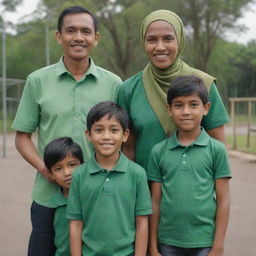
[154,54,168,58]
[71,45,86,48]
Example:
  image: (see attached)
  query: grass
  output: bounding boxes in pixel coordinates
[232,114,256,124]
[0,118,14,133]
[227,134,256,154]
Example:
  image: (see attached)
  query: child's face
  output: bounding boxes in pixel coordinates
[86,115,129,160]
[50,153,81,194]
[168,93,210,133]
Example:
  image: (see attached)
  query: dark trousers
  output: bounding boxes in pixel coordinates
[159,243,211,256]
[27,201,56,256]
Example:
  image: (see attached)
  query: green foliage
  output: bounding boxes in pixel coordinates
[172,0,253,70]
[1,0,256,103]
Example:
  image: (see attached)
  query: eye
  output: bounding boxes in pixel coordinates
[70,162,79,167]
[191,103,199,108]
[82,28,92,34]
[164,35,175,41]
[53,166,62,172]
[173,103,183,109]
[66,27,76,33]
[94,128,102,133]
[145,36,156,43]
[111,128,119,133]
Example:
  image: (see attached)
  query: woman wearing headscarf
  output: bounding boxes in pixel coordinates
[117,10,229,169]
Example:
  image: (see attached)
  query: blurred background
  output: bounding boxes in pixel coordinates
[0,0,256,153]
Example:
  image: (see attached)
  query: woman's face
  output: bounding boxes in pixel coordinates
[144,20,179,69]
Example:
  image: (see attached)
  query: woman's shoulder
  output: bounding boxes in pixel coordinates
[191,68,216,89]
[122,71,143,88]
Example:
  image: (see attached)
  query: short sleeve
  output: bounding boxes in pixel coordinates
[66,171,83,220]
[117,83,130,114]
[12,75,40,133]
[201,83,230,131]
[135,169,152,216]
[147,146,163,182]
[213,142,232,179]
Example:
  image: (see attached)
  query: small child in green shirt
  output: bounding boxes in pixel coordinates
[66,101,152,256]
[44,137,84,256]
[148,75,231,256]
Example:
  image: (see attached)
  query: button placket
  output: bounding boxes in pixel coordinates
[103,173,112,195]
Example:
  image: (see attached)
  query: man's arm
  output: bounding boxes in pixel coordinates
[207,125,227,145]
[209,178,230,256]
[148,182,162,256]
[15,131,52,181]
[70,220,83,256]
[134,215,148,256]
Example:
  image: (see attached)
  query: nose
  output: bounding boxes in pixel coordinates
[102,130,111,139]
[63,167,72,176]
[182,105,191,115]
[155,39,165,50]
[74,31,84,41]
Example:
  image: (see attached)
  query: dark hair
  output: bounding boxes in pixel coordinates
[167,75,209,105]
[44,137,84,171]
[87,101,129,132]
[57,6,98,32]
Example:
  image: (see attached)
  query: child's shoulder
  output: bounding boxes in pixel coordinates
[151,137,170,156]
[72,161,90,177]
[124,154,147,176]
[208,135,227,153]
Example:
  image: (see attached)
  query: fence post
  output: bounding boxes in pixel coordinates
[230,100,236,149]
[247,100,252,148]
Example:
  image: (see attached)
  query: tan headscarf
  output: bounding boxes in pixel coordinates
[141,10,215,136]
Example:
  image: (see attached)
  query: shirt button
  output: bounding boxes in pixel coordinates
[106,178,110,182]
[182,161,186,164]
[183,154,186,157]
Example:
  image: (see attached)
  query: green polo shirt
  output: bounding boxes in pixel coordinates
[50,189,69,256]
[12,57,121,207]
[66,153,152,256]
[147,129,231,248]
[117,72,230,169]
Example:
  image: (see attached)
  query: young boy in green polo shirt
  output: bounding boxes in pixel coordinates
[148,75,231,256]
[44,137,84,256]
[66,101,152,256]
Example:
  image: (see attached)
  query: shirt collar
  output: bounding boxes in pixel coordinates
[88,152,128,174]
[51,187,67,207]
[56,57,99,79]
[168,127,209,149]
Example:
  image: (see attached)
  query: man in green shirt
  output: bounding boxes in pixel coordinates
[12,6,121,256]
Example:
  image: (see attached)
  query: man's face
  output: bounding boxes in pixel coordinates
[56,13,99,62]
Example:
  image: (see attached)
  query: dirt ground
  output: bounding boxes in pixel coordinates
[0,133,256,256]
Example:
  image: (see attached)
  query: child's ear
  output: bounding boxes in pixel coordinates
[49,172,54,181]
[85,130,92,142]
[167,104,172,117]
[122,129,130,143]
[203,102,211,116]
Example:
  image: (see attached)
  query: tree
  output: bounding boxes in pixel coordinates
[174,0,255,71]
[38,0,182,79]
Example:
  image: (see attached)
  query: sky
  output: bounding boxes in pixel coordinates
[4,0,256,44]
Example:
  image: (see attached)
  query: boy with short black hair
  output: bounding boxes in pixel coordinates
[44,137,84,256]
[148,75,231,256]
[66,101,152,256]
